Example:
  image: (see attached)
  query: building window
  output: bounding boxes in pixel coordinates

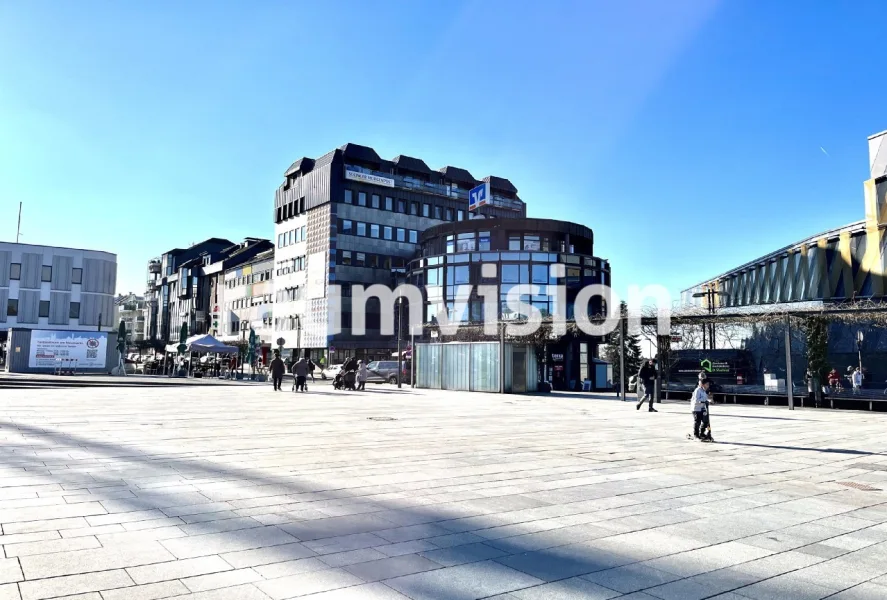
[341,251,352,266]
[509,236,521,251]
[39,301,50,318]
[383,226,393,240]
[356,222,366,236]
[445,208,453,221]
[369,254,379,268]
[385,196,393,211]
[7,299,18,317]
[457,210,465,221]
[397,199,406,213]
[342,219,353,234]
[409,230,418,244]
[446,235,455,254]
[358,192,367,207]
[9,264,20,280]
[523,235,541,251]
[301,225,306,240]
[396,228,405,242]
[479,231,491,251]
[434,206,442,219]
[372,194,380,209]
[410,201,419,216]
[422,204,430,218]
[72,268,82,285]
[370,224,380,238]
[278,233,284,248]
[456,233,476,252]
[502,265,520,283]
[344,190,353,204]
[355,252,366,267]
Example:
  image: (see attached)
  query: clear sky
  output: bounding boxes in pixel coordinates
[0,0,882,304]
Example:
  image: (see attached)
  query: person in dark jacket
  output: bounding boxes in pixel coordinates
[269,351,286,391]
[636,359,658,412]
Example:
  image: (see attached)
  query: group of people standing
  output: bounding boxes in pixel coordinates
[268,351,318,392]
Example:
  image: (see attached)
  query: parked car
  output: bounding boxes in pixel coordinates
[320,364,342,380]
[365,360,401,384]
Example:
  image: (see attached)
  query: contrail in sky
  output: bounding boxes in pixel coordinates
[820,146,830,157]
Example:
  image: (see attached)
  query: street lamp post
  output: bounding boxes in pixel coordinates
[397,297,403,389]
[692,290,729,349]
[857,330,864,378]
[295,316,302,361]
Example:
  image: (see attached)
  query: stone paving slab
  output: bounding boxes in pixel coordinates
[2,386,887,598]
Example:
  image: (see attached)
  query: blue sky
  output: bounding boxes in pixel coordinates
[0,0,882,303]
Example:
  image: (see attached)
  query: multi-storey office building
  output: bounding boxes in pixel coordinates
[410,218,612,389]
[0,242,117,334]
[145,238,272,343]
[218,249,274,363]
[273,143,526,362]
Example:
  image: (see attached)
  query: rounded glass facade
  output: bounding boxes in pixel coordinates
[410,219,611,324]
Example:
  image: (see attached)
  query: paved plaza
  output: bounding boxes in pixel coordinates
[1,386,887,599]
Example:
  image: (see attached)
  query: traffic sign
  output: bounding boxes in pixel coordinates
[276,337,286,347]
[469,182,490,211]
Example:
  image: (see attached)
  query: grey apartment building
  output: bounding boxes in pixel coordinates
[273,143,526,363]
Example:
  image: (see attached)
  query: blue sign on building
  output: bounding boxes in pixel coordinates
[469,182,490,211]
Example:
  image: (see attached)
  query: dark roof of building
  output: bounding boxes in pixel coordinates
[392,155,432,174]
[483,176,518,194]
[284,157,315,177]
[438,166,477,186]
[338,143,382,164]
[420,217,594,245]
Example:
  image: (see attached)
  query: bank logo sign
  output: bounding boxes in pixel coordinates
[345,170,394,188]
[469,182,490,211]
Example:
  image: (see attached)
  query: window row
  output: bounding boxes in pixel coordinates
[339,219,419,244]
[446,231,491,253]
[425,298,594,324]
[6,300,80,319]
[5,265,83,284]
[275,255,306,276]
[337,251,407,270]
[226,270,272,288]
[277,225,308,248]
[343,189,465,221]
[276,286,302,303]
[227,294,272,311]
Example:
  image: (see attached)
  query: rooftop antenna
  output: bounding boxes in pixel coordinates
[16,202,22,243]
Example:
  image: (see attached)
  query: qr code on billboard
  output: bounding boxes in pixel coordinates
[87,350,98,359]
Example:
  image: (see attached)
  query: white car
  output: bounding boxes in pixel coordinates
[320,364,342,380]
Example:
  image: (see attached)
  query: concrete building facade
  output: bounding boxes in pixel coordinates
[0,241,117,334]
[273,143,526,362]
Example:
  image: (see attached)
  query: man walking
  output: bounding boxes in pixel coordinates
[269,350,285,391]
[636,359,658,412]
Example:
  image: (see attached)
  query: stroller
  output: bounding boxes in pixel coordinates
[333,369,357,391]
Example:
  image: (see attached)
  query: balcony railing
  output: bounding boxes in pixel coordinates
[148,261,161,274]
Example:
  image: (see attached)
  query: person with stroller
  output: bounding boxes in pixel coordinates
[357,360,368,391]
[692,378,714,442]
[292,356,309,392]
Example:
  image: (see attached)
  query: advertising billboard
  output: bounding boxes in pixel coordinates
[29,330,108,369]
